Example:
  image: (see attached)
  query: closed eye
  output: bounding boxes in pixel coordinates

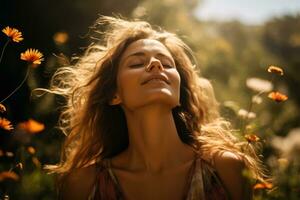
[129,63,144,68]
[162,64,174,68]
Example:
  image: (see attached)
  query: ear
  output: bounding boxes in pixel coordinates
[109,94,122,105]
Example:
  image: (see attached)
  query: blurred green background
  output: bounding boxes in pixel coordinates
[0,0,300,199]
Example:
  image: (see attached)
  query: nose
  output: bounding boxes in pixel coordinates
[145,57,164,72]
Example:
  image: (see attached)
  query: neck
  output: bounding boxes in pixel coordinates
[121,104,195,173]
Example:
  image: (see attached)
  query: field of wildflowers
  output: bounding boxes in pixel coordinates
[0,26,47,199]
[1,0,300,199]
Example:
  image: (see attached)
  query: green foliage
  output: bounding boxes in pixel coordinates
[1,0,299,199]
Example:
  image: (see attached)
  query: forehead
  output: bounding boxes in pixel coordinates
[121,39,172,59]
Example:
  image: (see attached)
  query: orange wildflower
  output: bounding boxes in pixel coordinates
[267,65,284,76]
[245,134,260,143]
[2,26,23,43]
[253,182,273,190]
[53,31,69,45]
[18,119,45,134]
[268,91,288,102]
[27,146,36,154]
[0,103,6,113]
[0,171,19,182]
[20,48,44,65]
[0,149,3,157]
[0,117,13,131]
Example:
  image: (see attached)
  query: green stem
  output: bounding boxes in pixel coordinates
[241,100,253,135]
[0,39,10,65]
[241,90,264,135]
[0,67,30,104]
[271,73,276,87]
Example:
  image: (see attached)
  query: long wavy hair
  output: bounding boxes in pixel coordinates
[45,16,266,183]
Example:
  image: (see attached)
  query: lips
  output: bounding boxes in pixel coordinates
[141,74,170,85]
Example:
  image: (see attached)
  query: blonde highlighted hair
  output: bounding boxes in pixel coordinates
[45,16,266,183]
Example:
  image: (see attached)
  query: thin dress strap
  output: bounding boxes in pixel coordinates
[89,155,228,200]
[88,159,123,200]
[185,155,206,200]
[106,159,125,196]
[106,154,201,200]
[201,159,229,200]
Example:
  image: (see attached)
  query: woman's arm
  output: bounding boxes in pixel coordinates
[214,151,253,200]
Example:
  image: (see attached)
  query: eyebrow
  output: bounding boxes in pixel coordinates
[123,51,173,62]
[125,52,145,60]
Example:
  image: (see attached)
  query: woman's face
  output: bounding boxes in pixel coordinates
[111,39,181,111]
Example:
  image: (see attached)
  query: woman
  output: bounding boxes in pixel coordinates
[46,16,265,200]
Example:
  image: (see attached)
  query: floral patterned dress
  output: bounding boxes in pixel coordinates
[88,155,229,200]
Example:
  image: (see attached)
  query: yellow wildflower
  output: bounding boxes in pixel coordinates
[0,117,13,131]
[2,26,23,43]
[20,48,44,66]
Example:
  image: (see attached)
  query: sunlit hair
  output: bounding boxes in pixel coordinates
[45,16,266,182]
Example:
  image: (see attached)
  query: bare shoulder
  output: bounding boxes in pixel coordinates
[213,151,252,200]
[59,164,97,200]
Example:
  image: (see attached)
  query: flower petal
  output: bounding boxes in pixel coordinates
[268,91,288,102]
[0,117,13,131]
[20,48,44,66]
[2,26,23,43]
[0,104,6,113]
[18,118,45,134]
[246,78,273,93]
[267,65,284,76]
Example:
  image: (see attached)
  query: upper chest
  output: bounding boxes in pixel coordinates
[110,160,195,200]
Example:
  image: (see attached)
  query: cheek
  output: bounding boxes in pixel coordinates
[116,70,141,100]
[176,73,181,89]
[170,71,181,104]
[170,70,181,92]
